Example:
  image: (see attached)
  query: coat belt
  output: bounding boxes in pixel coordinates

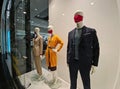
[48,46,55,49]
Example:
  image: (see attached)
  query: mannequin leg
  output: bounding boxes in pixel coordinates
[51,70,57,84]
[34,56,42,75]
[69,62,79,89]
[79,67,91,89]
[49,70,62,89]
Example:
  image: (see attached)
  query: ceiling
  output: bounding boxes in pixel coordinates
[15,0,48,33]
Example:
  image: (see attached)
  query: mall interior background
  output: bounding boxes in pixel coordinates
[49,0,120,89]
[13,0,48,73]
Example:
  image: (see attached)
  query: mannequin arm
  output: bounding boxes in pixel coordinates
[56,35,64,52]
[90,65,97,75]
[40,55,43,60]
[52,35,63,52]
[39,37,43,55]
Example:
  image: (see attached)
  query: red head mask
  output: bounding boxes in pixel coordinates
[74,14,83,23]
[48,29,53,34]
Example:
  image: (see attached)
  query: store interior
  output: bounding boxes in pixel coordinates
[1,0,120,89]
[15,0,120,89]
[20,0,120,89]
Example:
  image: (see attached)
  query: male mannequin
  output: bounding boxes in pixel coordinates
[45,25,64,84]
[74,11,96,74]
[67,11,100,89]
[33,27,43,77]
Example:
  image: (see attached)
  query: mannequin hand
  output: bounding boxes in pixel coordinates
[40,55,43,59]
[90,65,96,75]
[52,48,57,53]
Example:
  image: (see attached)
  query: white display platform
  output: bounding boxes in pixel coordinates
[19,68,75,89]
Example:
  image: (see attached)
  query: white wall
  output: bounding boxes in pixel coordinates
[113,0,120,89]
[49,0,120,89]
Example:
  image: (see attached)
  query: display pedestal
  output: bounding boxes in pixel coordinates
[19,68,75,89]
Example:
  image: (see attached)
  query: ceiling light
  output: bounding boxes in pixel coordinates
[35,8,38,11]
[23,11,27,14]
[90,2,95,5]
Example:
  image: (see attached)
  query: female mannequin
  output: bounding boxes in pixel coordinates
[45,25,63,85]
[33,27,43,76]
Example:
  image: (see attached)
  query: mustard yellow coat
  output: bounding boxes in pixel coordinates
[45,34,63,67]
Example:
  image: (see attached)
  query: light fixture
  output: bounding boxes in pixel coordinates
[90,2,95,5]
[23,11,27,14]
[35,8,38,11]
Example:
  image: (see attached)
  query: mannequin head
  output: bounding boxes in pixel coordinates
[34,27,40,34]
[74,10,84,28]
[48,25,54,37]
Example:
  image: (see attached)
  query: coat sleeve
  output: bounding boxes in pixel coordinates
[56,35,64,52]
[92,30,100,66]
[39,36,43,55]
[67,32,70,64]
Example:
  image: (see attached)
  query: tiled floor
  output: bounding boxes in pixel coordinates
[19,68,72,89]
